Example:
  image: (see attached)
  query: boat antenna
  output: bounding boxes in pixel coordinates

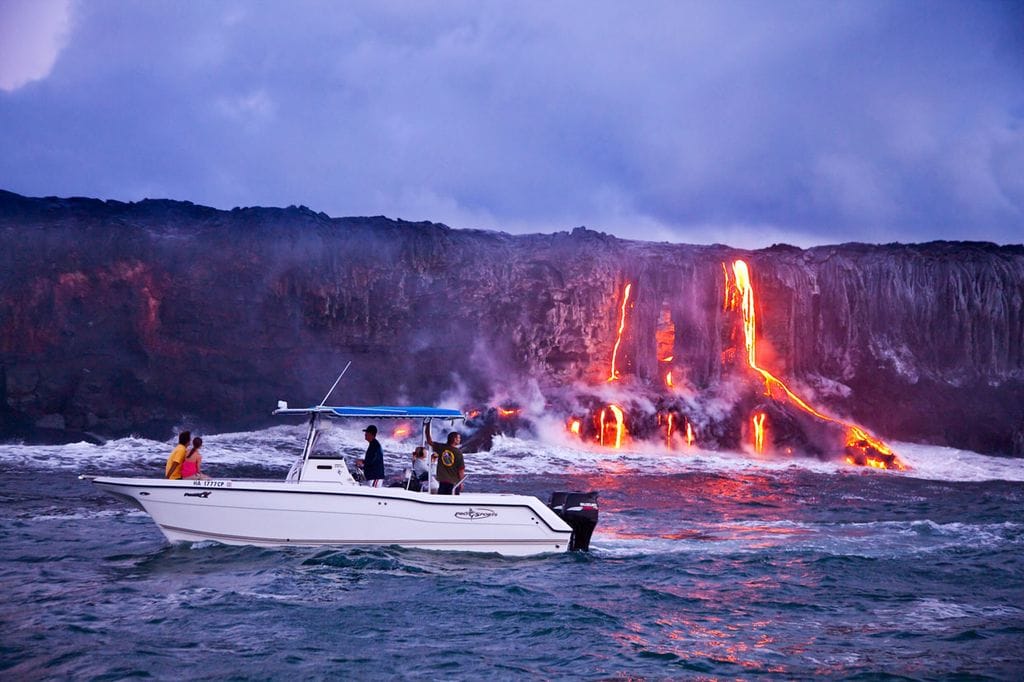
[319,361,352,407]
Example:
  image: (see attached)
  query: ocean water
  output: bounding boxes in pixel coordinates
[1,427,1023,680]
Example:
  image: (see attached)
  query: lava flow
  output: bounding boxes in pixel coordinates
[593,282,633,449]
[656,307,675,389]
[599,404,627,448]
[550,263,901,470]
[728,260,905,470]
[752,412,767,454]
[608,282,632,382]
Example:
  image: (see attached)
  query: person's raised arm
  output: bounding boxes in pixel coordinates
[424,420,434,447]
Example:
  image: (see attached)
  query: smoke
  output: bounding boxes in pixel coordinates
[436,372,472,411]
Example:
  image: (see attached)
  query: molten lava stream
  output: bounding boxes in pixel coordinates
[608,282,632,382]
[598,404,627,449]
[729,259,905,470]
[752,412,767,454]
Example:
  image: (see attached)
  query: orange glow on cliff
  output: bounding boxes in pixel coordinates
[686,421,695,447]
[608,283,632,382]
[568,418,581,435]
[392,424,411,439]
[497,407,520,417]
[656,308,675,379]
[729,259,904,470]
[722,262,733,310]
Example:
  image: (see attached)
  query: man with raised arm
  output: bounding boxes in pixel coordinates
[424,422,465,495]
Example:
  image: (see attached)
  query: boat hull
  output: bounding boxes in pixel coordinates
[89,477,575,556]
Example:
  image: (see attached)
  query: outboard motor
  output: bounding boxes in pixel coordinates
[548,491,599,551]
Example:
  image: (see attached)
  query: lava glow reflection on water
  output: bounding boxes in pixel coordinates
[610,611,789,673]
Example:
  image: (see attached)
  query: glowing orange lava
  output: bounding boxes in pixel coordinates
[686,421,695,447]
[497,407,520,417]
[599,404,627,448]
[656,307,675,390]
[392,424,411,439]
[568,418,581,435]
[608,283,632,382]
[729,259,905,470]
[752,412,767,453]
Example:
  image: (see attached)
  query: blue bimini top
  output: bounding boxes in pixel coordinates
[274,404,465,420]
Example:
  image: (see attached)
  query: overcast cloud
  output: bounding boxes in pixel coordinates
[0,0,1021,247]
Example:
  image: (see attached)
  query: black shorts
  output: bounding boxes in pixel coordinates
[437,481,459,495]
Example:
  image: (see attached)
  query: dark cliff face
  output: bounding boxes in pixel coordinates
[2,190,1022,455]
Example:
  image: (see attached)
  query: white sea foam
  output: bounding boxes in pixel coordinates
[27,508,147,522]
[593,517,1023,559]
[873,597,1024,631]
[1,427,1021,483]
[892,441,1024,482]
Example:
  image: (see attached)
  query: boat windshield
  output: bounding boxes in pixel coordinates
[307,421,353,460]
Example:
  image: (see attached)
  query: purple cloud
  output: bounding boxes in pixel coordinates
[0,0,1021,247]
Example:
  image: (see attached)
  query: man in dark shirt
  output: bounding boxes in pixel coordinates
[360,424,385,487]
[425,421,465,495]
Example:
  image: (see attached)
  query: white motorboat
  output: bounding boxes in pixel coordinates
[82,403,598,557]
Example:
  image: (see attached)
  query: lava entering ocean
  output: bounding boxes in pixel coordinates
[726,260,904,469]
[461,267,902,471]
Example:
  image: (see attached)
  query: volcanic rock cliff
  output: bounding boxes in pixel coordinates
[2,190,1022,456]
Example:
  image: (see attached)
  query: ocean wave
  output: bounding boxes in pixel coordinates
[2,427,1022,483]
[592,517,1023,559]
[873,597,1024,632]
[24,508,148,523]
[892,442,1024,483]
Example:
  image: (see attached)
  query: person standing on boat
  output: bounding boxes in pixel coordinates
[359,424,386,487]
[425,422,464,495]
[164,431,191,480]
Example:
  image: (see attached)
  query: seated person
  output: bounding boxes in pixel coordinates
[165,431,191,479]
[411,446,430,487]
[181,436,210,480]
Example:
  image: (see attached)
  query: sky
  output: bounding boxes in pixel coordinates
[0,0,1021,248]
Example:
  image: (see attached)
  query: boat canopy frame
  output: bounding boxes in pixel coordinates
[274,402,465,484]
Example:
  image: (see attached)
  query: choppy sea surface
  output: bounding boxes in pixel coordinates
[1,426,1022,680]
